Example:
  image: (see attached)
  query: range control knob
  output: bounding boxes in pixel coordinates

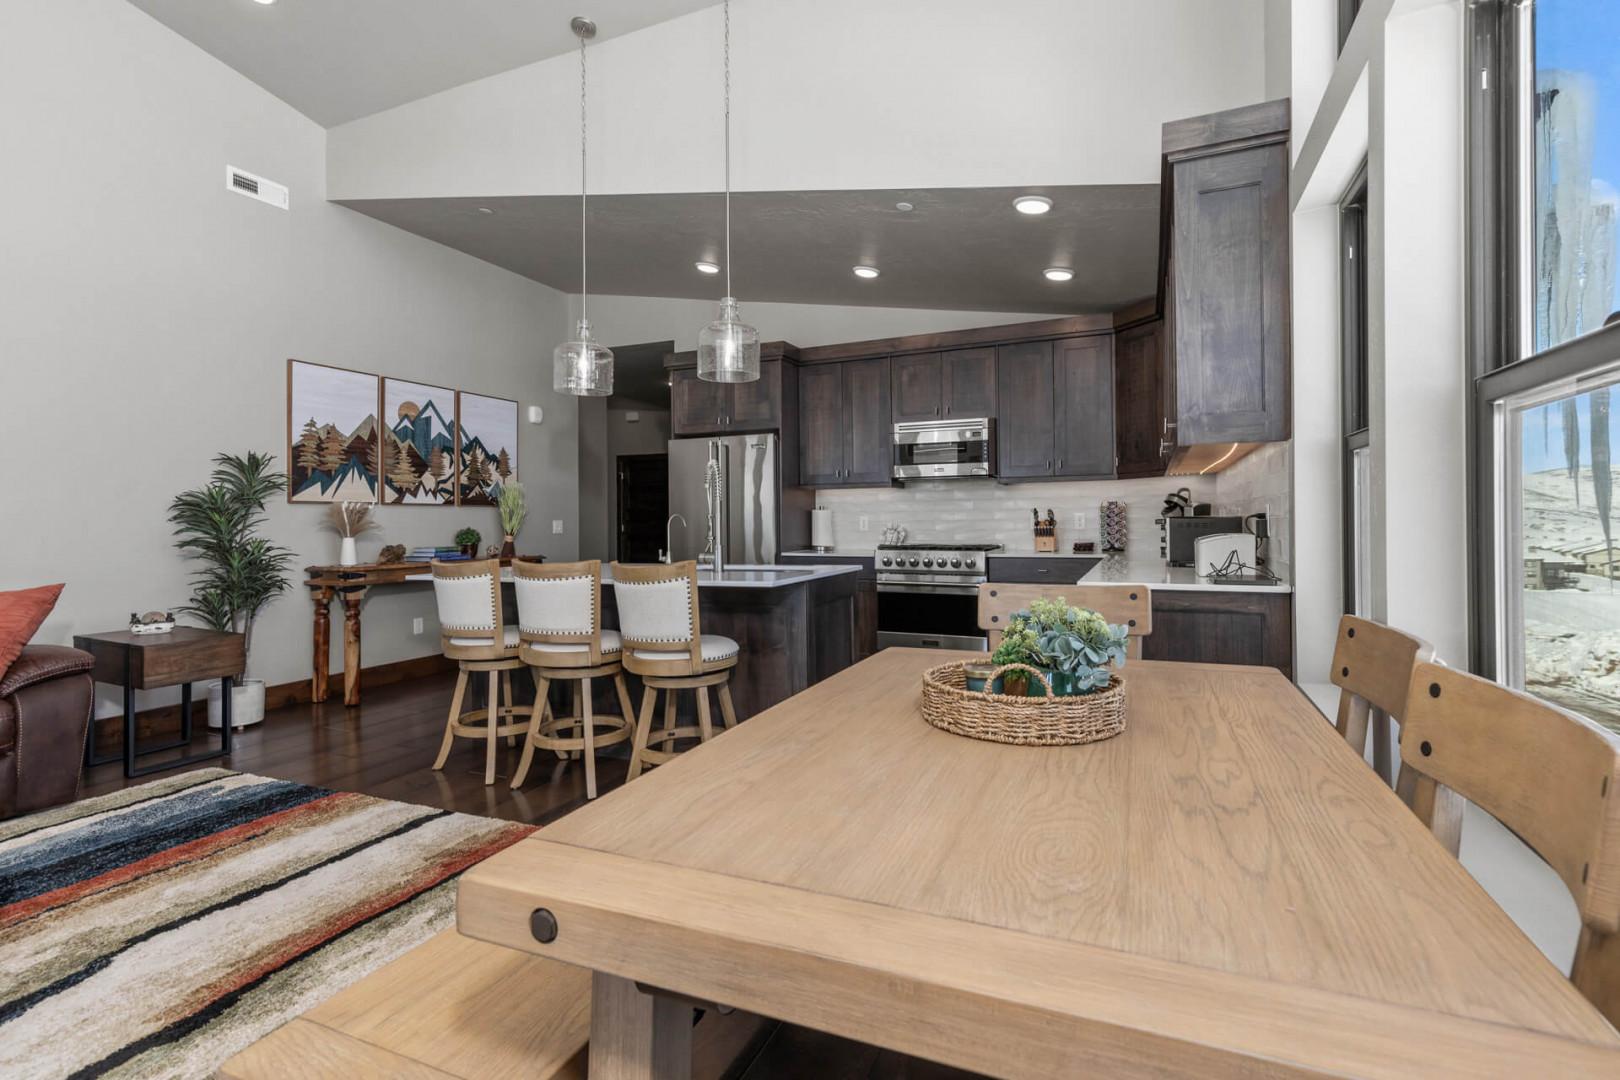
[880,556,892,566]
[965,556,978,568]
[909,557,921,567]
[922,557,934,567]
[951,557,962,568]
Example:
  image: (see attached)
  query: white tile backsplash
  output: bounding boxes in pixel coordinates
[1212,441,1292,566]
[812,477,1219,556]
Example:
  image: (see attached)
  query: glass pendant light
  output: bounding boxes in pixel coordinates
[553,16,613,396]
[697,0,760,383]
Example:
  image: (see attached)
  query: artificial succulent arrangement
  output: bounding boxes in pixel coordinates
[989,597,1129,696]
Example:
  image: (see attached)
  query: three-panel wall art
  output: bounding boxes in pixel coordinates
[286,359,518,506]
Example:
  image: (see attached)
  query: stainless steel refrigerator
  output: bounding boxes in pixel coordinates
[667,434,803,565]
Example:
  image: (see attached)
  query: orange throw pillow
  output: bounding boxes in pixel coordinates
[0,583,65,677]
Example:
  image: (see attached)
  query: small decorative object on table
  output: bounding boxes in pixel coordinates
[497,482,525,558]
[921,597,1131,745]
[454,527,482,558]
[128,611,176,635]
[1032,508,1057,552]
[325,500,376,567]
[376,544,407,565]
[1101,500,1128,552]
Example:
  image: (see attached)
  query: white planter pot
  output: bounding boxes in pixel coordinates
[339,537,359,566]
[208,678,266,729]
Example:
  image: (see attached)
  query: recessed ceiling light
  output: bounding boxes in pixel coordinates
[1043,267,1075,282]
[476,207,495,215]
[695,261,720,274]
[1014,195,1053,215]
[853,265,880,279]
[251,0,277,5]
[895,201,914,212]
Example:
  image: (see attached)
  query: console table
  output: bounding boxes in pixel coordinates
[305,557,541,707]
[74,627,244,778]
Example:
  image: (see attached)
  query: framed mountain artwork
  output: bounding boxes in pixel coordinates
[456,391,518,507]
[287,360,379,503]
[380,377,457,505]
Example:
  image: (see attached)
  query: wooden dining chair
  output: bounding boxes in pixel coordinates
[1399,661,1620,1026]
[1329,614,1436,785]
[977,583,1153,659]
[429,558,528,786]
[610,561,740,780]
[509,559,634,799]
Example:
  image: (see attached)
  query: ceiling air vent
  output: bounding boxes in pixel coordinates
[225,165,289,210]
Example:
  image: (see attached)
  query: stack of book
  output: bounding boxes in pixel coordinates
[408,546,469,562]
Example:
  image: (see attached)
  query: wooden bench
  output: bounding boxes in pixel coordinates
[220,928,769,1079]
[219,929,591,1079]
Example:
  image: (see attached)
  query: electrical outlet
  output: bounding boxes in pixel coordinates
[411,617,424,635]
[858,515,870,532]
[552,520,565,534]
[1073,511,1086,530]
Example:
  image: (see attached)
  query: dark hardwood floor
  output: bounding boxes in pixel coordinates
[78,671,983,1079]
[81,670,630,825]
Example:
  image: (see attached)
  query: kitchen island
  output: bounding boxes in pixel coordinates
[411,563,860,720]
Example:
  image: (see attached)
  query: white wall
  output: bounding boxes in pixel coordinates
[582,294,1060,353]
[329,0,1267,201]
[1,0,576,708]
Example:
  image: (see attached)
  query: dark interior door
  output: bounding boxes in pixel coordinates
[617,453,669,562]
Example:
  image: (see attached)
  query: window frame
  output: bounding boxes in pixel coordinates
[1340,164,1370,616]
[1338,0,1365,53]
[1467,0,1620,675]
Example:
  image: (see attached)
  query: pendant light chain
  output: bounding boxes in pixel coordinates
[724,0,732,299]
[579,29,589,321]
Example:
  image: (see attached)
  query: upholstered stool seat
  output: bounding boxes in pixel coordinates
[612,560,741,780]
[429,558,528,786]
[509,560,634,799]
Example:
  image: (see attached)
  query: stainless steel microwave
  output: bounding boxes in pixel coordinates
[892,418,996,481]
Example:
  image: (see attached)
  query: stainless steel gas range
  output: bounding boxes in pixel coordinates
[874,542,1003,651]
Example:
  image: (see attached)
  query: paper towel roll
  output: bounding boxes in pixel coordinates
[810,508,834,551]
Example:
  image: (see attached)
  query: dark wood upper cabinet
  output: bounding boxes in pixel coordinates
[1053,336,1115,479]
[1165,101,1291,449]
[841,357,892,485]
[940,347,997,418]
[798,363,846,486]
[995,341,1056,479]
[729,359,782,431]
[1114,320,1168,478]
[671,359,784,436]
[670,367,728,436]
[890,353,942,422]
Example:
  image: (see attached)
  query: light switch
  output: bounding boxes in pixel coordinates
[411,617,424,635]
[858,516,870,531]
[552,520,564,534]
[1073,511,1086,530]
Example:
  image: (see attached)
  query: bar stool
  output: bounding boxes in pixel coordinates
[509,558,634,799]
[429,558,528,785]
[610,560,740,779]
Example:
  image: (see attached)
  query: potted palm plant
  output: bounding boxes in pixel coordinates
[168,451,295,728]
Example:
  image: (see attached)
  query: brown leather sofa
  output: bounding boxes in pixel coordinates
[1,645,95,819]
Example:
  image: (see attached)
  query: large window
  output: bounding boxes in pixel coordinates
[1472,0,1620,734]
[1341,170,1370,617]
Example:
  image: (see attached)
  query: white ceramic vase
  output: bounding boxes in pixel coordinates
[339,536,359,566]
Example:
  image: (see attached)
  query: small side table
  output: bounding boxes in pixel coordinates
[73,627,245,778]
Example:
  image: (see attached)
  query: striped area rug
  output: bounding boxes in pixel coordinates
[0,769,535,1080]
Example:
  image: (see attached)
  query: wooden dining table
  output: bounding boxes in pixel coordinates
[456,649,1620,1078]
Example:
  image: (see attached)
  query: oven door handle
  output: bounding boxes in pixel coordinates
[875,582,984,596]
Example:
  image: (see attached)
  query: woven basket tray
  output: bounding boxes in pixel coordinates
[920,662,1127,746]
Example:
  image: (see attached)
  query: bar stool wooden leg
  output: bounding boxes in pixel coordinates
[432,668,469,771]
[484,669,501,786]
[629,686,658,780]
[502,670,517,747]
[581,676,598,800]
[662,689,677,739]
[717,681,738,730]
[613,673,635,736]
[511,673,551,790]
[696,686,714,742]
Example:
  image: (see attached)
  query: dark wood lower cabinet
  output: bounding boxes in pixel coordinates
[779,554,878,660]
[1141,590,1293,680]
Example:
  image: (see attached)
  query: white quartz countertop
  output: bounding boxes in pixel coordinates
[1079,554,1291,593]
[405,563,858,590]
[780,548,875,559]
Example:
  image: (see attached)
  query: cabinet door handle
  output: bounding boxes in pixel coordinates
[1056,457,1063,471]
